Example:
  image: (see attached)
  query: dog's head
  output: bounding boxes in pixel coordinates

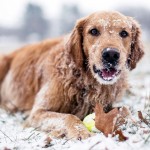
[67,11,144,84]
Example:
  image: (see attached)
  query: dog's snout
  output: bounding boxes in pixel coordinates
[102,48,120,63]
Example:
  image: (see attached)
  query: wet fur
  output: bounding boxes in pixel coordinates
[0,11,144,139]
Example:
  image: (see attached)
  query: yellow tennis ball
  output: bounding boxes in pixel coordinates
[83,113,95,132]
[83,113,100,132]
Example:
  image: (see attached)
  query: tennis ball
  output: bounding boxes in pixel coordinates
[83,113,100,132]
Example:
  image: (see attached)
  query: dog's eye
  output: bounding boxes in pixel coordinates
[119,30,128,38]
[89,28,100,36]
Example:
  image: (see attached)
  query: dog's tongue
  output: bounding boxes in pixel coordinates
[101,68,117,78]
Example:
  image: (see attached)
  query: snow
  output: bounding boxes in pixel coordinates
[0,45,150,150]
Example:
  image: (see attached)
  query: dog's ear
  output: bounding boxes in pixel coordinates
[66,17,87,68]
[127,17,144,70]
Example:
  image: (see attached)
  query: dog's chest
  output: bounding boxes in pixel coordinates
[67,77,120,120]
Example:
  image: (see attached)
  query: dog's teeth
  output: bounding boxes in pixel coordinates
[103,76,114,81]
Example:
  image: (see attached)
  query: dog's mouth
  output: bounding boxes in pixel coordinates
[93,65,121,81]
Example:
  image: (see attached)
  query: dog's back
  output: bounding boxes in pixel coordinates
[0,37,62,112]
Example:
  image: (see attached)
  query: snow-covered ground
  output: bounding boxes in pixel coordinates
[0,43,150,150]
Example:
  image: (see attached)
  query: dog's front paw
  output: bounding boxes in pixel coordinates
[46,114,94,140]
[65,114,94,140]
[67,124,94,140]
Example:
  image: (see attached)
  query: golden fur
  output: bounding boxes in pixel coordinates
[0,11,144,139]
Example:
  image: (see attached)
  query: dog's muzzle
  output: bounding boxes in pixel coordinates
[93,47,121,82]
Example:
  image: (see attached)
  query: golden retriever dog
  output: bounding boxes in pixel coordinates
[0,11,144,140]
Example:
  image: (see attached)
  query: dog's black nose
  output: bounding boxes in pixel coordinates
[102,48,120,63]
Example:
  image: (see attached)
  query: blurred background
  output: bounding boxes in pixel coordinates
[0,0,150,53]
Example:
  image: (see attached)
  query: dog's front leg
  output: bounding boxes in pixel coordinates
[26,108,92,140]
[24,81,93,140]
